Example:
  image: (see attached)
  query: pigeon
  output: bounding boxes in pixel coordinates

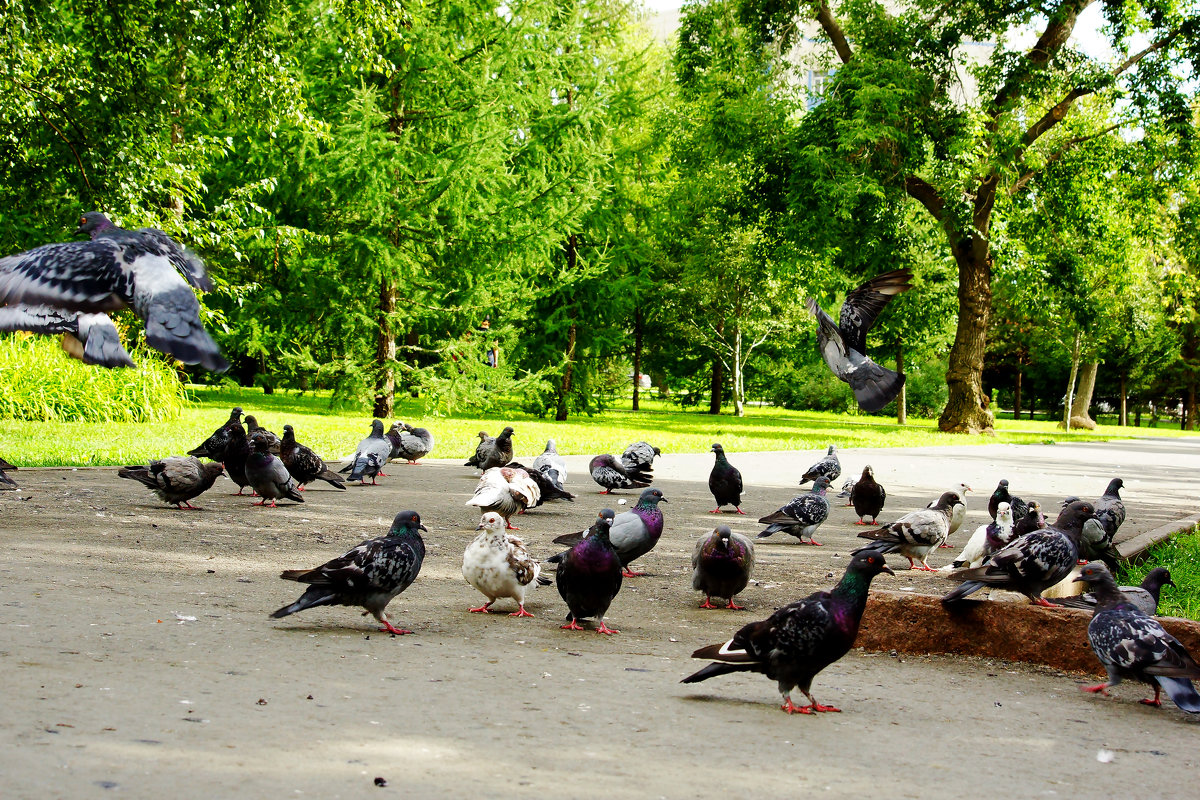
[0,305,134,367]
[854,491,958,571]
[221,422,254,495]
[549,510,623,634]
[244,433,303,506]
[1075,562,1200,712]
[279,425,345,491]
[708,443,744,514]
[466,466,541,528]
[117,456,224,509]
[507,461,575,504]
[0,455,17,489]
[589,453,651,494]
[461,511,550,617]
[757,476,832,545]
[1012,500,1046,537]
[682,550,894,714]
[836,478,856,506]
[340,419,394,485]
[799,445,840,485]
[465,426,514,471]
[0,211,228,371]
[931,483,971,543]
[245,415,280,453]
[941,500,1096,606]
[988,479,1029,522]
[1050,566,1174,615]
[552,487,668,576]
[1078,478,1127,570]
[187,407,244,462]
[849,465,885,525]
[533,439,568,482]
[270,510,427,635]
[692,525,755,609]
[806,268,914,412]
[620,441,659,481]
[945,502,1015,570]
[386,422,435,464]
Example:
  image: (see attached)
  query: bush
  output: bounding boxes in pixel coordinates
[0,334,189,422]
[761,361,856,413]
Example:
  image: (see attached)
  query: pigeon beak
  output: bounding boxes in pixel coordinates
[1072,574,1088,584]
[419,523,429,532]
[1167,579,1177,588]
[659,497,668,503]
[881,565,895,576]
[475,523,485,531]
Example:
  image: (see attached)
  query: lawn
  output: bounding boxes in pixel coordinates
[1,384,1196,467]
[1120,527,1200,621]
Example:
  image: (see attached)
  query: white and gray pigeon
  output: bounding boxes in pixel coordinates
[620,441,660,478]
[837,477,856,506]
[533,438,568,483]
[799,445,840,485]
[1051,566,1174,615]
[589,453,650,494]
[461,511,550,617]
[465,466,541,529]
[0,305,133,368]
[757,476,832,545]
[806,268,914,413]
[1075,562,1200,712]
[944,501,1015,570]
[928,482,970,545]
[387,422,435,464]
[854,491,957,570]
[0,212,228,371]
[340,419,394,485]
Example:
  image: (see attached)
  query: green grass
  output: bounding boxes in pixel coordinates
[1,384,1196,467]
[1120,528,1200,621]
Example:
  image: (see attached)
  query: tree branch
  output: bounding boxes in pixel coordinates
[989,0,1094,120]
[811,0,854,64]
[1009,122,1123,195]
[904,176,946,223]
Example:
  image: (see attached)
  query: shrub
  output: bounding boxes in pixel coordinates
[0,334,189,422]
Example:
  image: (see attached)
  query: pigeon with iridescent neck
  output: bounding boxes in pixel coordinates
[692,526,755,609]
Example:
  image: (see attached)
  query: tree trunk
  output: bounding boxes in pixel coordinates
[708,319,724,415]
[632,306,643,411]
[1118,372,1127,426]
[1070,360,1099,427]
[896,344,907,425]
[938,248,995,433]
[1135,404,1141,427]
[732,325,745,417]
[372,278,396,418]
[405,330,419,397]
[1189,381,1197,431]
[1062,331,1081,433]
[1013,369,1022,421]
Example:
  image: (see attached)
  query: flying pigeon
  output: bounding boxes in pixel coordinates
[340,419,393,485]
[588,453,651,494]
[0,305,134,368]
[988,479,1029,522]
[461,512,550,617]
[692,525,755,609]
[854,491,958,571]
[244,433,303,506]
[0,455,18,490]
[942,500,1096,606]
[386,422,435,464]
[221,422,254,495]
[799,445,840,485]
[682,550,894,714]
[466,466,541,528]
[552,487,668,576]
[757,476,832,545]
[245,415,280,453]
[187,406,244,462]
[507,461,575,505]
[849,465,885,525]
[1075,562,1200,712]
[270,510,427,635]
[550,510,623,634]
[279,425,345,491]
[708,443,744,514]
[465,426,514,471]
[945,501,1016,570]
[620,441,659,481]
[806,268,914,412]
[1012,500,1046,537]
[1050,566,1174,615]
[117,456,224,509]
[533,439,568,482]
[0,212,228,371]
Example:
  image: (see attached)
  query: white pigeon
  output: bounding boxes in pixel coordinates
[942,501,1015,571]
[461,512,548,617]
[466,466,541,529]
[533,438,568,483]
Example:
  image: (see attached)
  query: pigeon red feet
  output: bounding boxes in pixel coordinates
[938,544,953,548]
[252,499,278,507]
[380,621,413,635]
[1081,683,1110,695]
[297,485,307,492]
[621,568,646,577]
[808,702,841,713]
[506,522,522,531]
[595,621,620,635]
[735,507,746,515]
[1139,696,1164,707]
[708,508,722,514]
[781,698,814,714]
[468,602,494,613]
[378,472,390,477]
[509,606,534,618]
[1031,597,1056,607]
[801,540,823,546]
[854,520,872,525]
[600,489,613,495]
[725,600,745,610]
[175,502,200,510]
[699,598,720,609]
[560,619,586,631]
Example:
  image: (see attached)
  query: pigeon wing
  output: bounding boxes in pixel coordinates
[836,268,913,355]
[0,240,127,311]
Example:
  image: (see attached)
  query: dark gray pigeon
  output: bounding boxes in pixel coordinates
[0,305,133,368]
[806,268,913,413]
[799,445,840,485]
[1075,562,1200,712]
[0,212,228,371]
[854,491,957,570]
[589,453,650,494]
[757,476,832,545]
[0,455,17,490]
[465,426,514,471]
[1012,500,1046,537]
[279,425,345,491]
[850,465,885,525]
[244,434,303,506]
[1051,565,1174,615]
[222,423,254,495]
[942,500,1095,605]
[533,439,568,482]
[271,510,427,635]
[988,479,1029,522]
[245,415,281,453]
[118,456,224,509]
[341,419,394,485]
[620,441,659,481]
[387,422,435,464]
[187,406,244,462]
[692,525,755,609]
[1078,478,1126,570]
[708,443,744,514]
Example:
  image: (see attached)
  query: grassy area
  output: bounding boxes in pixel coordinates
[1120,528,1200,621]
[1,384,1196,467]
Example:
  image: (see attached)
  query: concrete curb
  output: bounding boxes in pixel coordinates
[1117,514,1200,561]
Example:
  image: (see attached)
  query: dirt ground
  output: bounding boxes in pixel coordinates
[3,438,1199,798]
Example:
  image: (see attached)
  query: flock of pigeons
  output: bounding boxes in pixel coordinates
[109,414,1200,716]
